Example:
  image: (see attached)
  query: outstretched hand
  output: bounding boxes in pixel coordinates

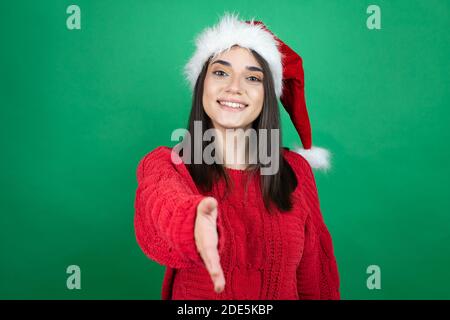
[195,197,225,293]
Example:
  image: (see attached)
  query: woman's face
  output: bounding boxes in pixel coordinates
[202,46,265,131]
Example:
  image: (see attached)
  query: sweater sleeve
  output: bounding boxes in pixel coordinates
[134,146,206,269]
[295,156,341,300]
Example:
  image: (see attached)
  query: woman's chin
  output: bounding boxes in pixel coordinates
[213,120,247,130]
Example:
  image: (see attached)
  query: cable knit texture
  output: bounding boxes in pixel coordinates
[134,146,340,300]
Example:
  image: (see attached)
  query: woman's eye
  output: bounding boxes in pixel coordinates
[248,76,262,82]
[213,70,227,77]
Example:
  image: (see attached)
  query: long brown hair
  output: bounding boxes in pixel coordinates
[183,47,297,212]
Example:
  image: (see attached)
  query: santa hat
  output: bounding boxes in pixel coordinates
[183,12,331,170]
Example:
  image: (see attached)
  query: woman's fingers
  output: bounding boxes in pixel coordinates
[203,247,225,293]
[199,197,218,215]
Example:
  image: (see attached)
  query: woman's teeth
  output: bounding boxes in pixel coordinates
[218,100,247,109]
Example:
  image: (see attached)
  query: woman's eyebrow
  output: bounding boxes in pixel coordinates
[211,59,263,73]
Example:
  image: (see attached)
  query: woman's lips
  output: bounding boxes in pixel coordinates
[216,100,248,112]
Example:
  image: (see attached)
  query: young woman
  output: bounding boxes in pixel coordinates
[134,13,340,300]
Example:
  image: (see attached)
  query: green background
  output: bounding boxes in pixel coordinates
[1,0,449,299]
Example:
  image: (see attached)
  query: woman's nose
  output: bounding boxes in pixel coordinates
[225,76,244,94]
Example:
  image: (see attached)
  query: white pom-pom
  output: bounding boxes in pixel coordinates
[294,146,331,171]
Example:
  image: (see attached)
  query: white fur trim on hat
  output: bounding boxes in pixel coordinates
[295,146,331,171]
[183,12,284,98]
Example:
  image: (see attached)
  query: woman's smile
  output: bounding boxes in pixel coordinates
[217,99,249,112]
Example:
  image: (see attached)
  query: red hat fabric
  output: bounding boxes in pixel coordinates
[246,20,330,170]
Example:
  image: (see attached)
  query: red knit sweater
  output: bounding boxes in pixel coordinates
[134,146,340,300]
